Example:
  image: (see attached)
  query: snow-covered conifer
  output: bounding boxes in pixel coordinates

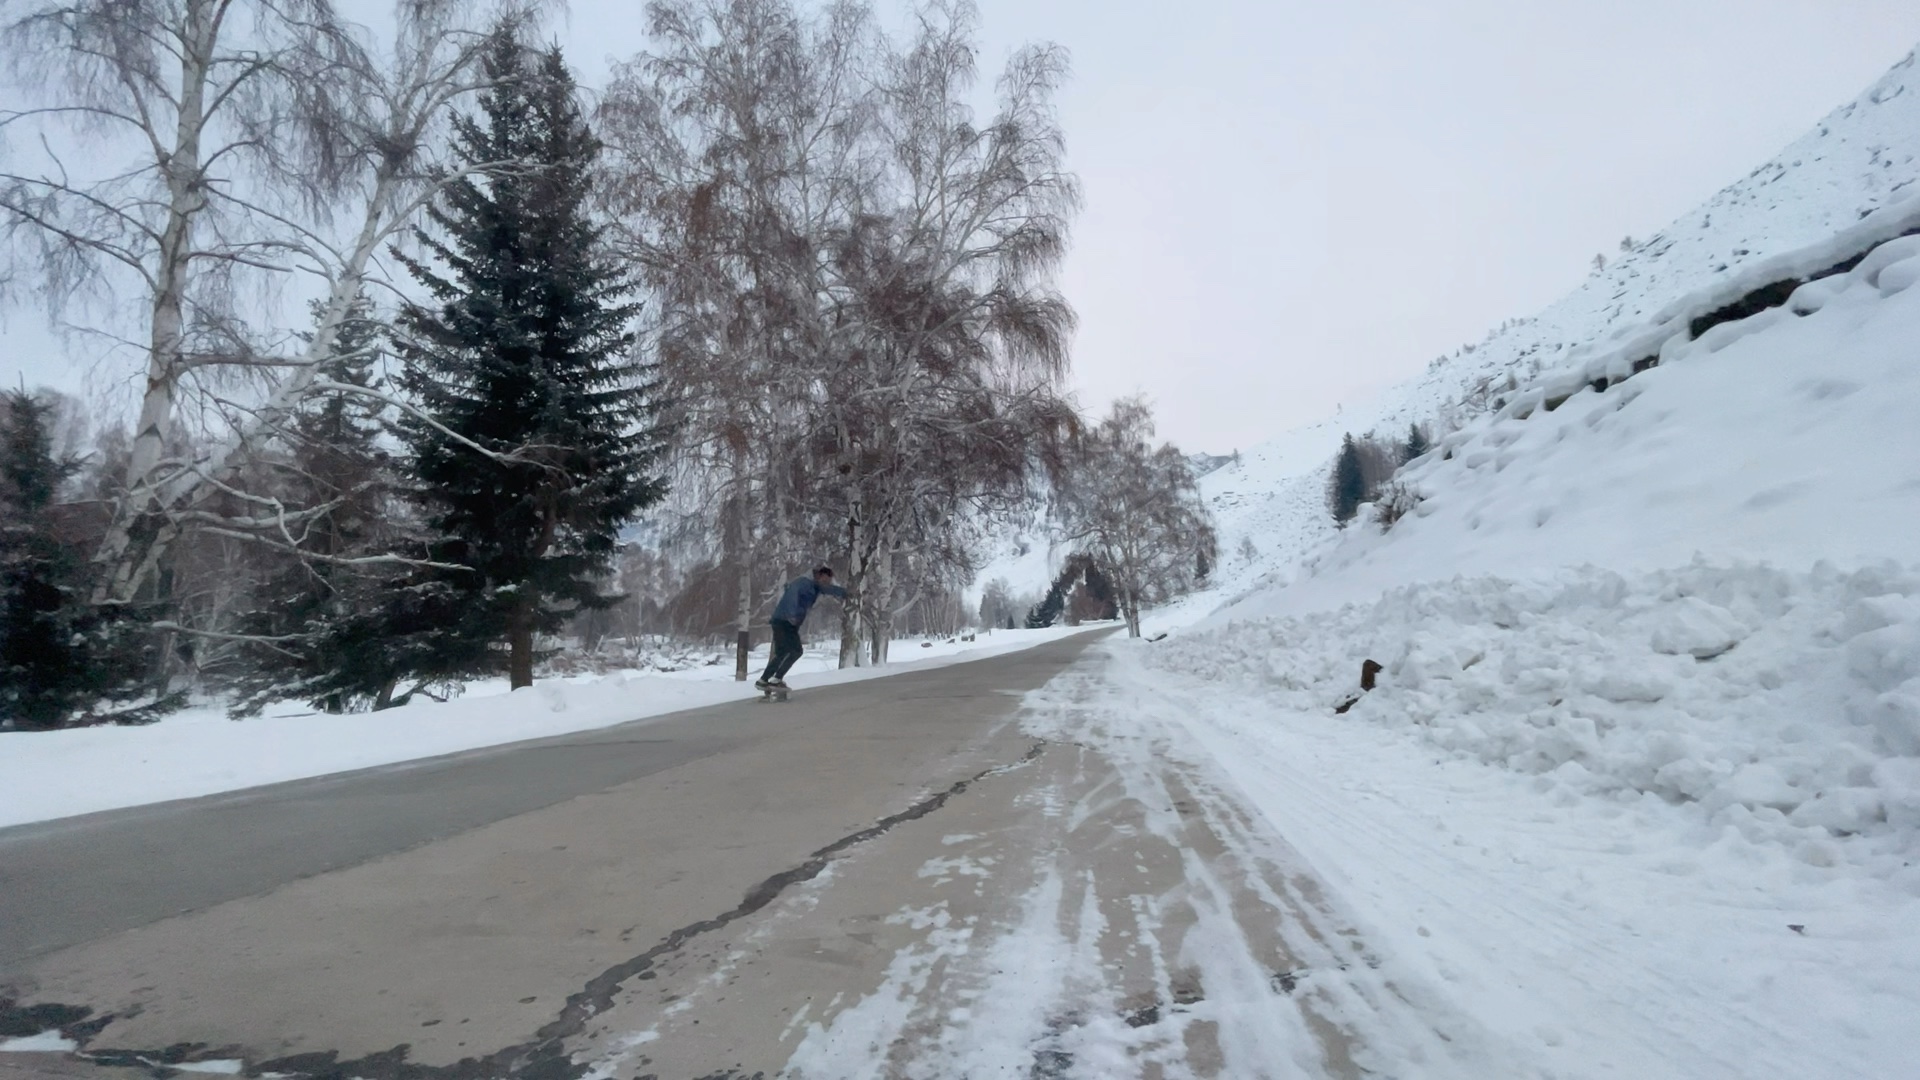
[393,28,668,690]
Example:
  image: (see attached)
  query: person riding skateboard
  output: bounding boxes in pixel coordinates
[757,566,849,691]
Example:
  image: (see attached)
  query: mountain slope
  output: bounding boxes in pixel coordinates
[1199,47,1920,601]
[1125,48,1920,1080]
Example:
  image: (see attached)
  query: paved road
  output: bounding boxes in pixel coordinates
[0,634,1111,1072]
[0,728,733,967]
[0,629,1385,1079]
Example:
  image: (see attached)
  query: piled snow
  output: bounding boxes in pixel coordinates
[1196,48,1920,599]
[0,626,1081,829]
[1101,651,1920,1080]
[1155,564,1920,883]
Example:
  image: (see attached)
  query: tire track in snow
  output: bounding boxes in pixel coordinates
[782,650,1534,1078]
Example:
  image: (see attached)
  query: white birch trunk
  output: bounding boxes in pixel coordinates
[732,452,753,680]
[868,524,895,665]
[838,493,866,668]
[95,165,400,604]
[91,0,217,603]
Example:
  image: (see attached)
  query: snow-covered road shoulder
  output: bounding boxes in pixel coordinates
[1163,563,1920,878]
[0,626,1086,830]
[1125,609,1920,1078]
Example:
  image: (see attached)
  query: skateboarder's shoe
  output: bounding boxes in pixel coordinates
[754,678,772,690]
[768,677,788,688]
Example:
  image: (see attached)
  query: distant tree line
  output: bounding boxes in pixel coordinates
[1022,555,1118,631]
[1327,423,1430,527]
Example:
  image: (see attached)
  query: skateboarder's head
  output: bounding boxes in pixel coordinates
[813,565,835,585]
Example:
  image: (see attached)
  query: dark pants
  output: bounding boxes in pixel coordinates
[763,619,803,681]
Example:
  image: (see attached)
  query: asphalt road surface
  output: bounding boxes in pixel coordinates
[0,629,1375,1080]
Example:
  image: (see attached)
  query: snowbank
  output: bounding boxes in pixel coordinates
[1101,649,1920,1079]
[1153,564,1920,886]
[0,626,1082,829]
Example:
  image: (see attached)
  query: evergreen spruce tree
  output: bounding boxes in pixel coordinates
[1,390,93,727]
[1024,589,1063,630]
[227,299,402,713]
[1328,433,1366,526]
[1081,559,1119,620]
[393,28,666,690]
[1404,422,1430,463]
[292,300,390,559]
[1026,556,1090,629]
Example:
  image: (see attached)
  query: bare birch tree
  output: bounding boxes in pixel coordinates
[811,0,1079,664]
[1,0,540,625]
[1056,398,1216,638]
[2,0,340,599]
[597,0,1081,669]
[599,0,876,677]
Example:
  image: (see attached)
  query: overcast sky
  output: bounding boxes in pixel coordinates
[6,0,1920,453]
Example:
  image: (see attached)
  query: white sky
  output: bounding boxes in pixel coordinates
[6,0,1920,453]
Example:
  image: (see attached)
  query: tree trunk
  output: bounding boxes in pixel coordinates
[510,592,536,689]
[844,607,867,664]
[838,504,866,668]
[868,532,897,665]
[732,466,753,681]
[92,1,213,604]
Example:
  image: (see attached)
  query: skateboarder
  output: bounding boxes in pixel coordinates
[757,566,849,691]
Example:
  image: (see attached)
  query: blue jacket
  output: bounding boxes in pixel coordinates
[772,575,847,626]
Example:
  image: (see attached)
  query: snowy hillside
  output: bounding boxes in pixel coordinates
[1124,47,1920,1080]
[1198,47,1920,599]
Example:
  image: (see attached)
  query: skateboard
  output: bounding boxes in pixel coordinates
[757,684,790,703]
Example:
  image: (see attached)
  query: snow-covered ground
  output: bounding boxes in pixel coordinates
[1064,45,1920,1078]
[759,613,1920,1077]
[0,626,1084,830]
[1082,644,1920,1078]
[1177,564,1920,857]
